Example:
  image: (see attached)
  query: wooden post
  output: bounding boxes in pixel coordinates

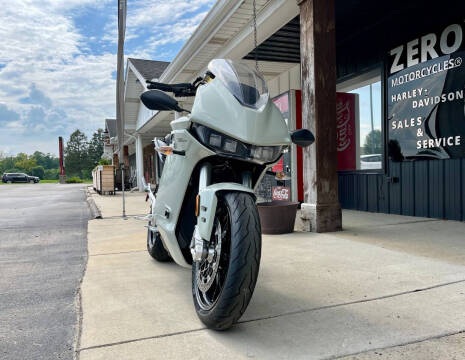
[58,136,66,184]
[123,145,129,168]
[297,0,342,232]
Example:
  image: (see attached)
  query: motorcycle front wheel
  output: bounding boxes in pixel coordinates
[192,192,262,330]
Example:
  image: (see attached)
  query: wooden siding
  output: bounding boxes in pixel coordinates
[339,159,465,221]
[93,165,115,194]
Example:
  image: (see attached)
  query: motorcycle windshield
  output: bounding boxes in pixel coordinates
[208,59,269,110]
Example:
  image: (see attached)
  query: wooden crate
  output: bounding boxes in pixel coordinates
[93,165,115,194]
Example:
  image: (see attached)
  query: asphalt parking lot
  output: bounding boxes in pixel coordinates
[0,183,89,360]
[77,192,465,360]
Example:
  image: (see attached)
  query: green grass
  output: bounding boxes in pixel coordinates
[1,179,92,184]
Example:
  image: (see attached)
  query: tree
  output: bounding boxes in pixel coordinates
[65,130,89,178]
[0,156,15,174]
[363,129,382,155]
[32,151,59,169]
[31,166,45,179]
[14,154,37,173]
[87,129,105,169]
[0,128,102,180]
[44,168,60,180]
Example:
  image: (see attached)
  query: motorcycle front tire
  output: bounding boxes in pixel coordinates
[192,192,262,330]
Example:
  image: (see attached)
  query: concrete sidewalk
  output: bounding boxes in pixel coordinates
[78,190,465,359]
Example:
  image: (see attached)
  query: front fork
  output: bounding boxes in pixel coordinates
[190,163,253,263]
[191,163,212,262]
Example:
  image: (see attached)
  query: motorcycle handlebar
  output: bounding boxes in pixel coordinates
[146,80,197,97]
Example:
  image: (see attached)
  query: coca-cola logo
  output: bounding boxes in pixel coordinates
[336,100,352,152]
[272,186,290,201]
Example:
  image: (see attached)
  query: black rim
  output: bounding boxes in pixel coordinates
[195,201,231,311]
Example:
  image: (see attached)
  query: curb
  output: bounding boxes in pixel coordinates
[86,187,102,219]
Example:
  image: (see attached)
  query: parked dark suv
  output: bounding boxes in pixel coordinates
[2,173,40,183]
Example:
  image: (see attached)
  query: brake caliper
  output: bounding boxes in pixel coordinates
[190,226,208,262]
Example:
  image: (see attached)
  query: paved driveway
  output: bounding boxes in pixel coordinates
[78,193,465,359]
[0,183,89,360]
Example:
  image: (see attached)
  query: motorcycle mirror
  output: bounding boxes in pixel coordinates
[290,129,315,147]
[141,90,184,112]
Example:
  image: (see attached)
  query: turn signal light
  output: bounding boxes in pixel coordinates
[275,171,291,181]
[156,145,173,155]
[195,194,200,217]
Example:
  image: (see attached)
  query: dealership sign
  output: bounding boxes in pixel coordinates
[387,21,465,160]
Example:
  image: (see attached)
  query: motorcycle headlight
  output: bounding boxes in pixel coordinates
[194,125,283,164]
[250,146,282,163]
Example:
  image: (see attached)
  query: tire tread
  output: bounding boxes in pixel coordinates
[193,192,261,330]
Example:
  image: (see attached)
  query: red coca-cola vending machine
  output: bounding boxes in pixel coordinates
[291,91,359,202]
[336,92,360,171]
[255,90,359,203]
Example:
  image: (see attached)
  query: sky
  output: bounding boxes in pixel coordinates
[0,0,214,156]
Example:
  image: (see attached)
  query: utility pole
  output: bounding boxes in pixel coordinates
[58,136,66,184]
[117,0,127,218]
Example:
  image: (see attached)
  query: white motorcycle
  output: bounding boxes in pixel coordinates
[140,59,314,330]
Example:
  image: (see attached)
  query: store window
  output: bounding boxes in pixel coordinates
[337,70,383,170]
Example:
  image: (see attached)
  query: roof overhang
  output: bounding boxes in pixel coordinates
[160,0,299,84]
[123,60,146,133]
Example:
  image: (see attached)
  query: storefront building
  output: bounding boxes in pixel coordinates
[331,0,465,221]
[118,58,170,187]
[118,0,465,229]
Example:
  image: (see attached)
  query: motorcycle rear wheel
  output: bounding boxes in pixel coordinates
[192,192,261,330]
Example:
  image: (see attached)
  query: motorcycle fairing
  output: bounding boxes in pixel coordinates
[197,183,255,241]
[191,79,292,147]
[153,127,214,267]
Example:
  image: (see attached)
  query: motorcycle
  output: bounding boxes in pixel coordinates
[140,59,314,330]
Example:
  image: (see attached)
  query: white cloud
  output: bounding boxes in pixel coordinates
[105,0,214,59]
[0,0,214,155]
[0,0,115,155]
[128,0,213,29]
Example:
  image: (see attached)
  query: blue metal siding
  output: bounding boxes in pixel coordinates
[389,163,401,215]
[367,175,378,212]
[428,161,444,219]
[445,159,462,221]
[401,162,415,216]
[378,175,389,214]
[338,159,464,221]
[357,174,368,211]
[414,161,429,217]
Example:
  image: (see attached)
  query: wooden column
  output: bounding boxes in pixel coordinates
[297,0,342,232]
[123,145,129,168]
[113,153,119,166]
